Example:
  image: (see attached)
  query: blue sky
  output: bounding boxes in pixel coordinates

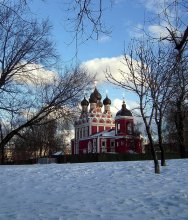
[29,0,163,115]
[30,0,148,61]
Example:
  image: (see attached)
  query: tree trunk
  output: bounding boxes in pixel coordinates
[160,146,166,166]
[0,145,5,165]
[146,125,160,174]
[0,124,5,165]
[157,121,166,166]
[175,101,185,158]
[141,104,160,174]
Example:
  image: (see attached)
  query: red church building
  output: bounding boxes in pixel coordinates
[71,87,142,155]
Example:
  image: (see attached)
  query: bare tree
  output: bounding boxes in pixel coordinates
[169,55,188,157]
[107,40,161,173]
[62,0,112,58]
[152,0,188,157]
[0,65,92,164]
[143,42,179,166]
[69,0,188,159]
[155,0,188,59]
[14,120,61,162]
[65,0,111,41]
[0,1,93,164]
[0,1,57,88]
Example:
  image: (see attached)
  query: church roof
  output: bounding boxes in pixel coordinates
[81,96,89,106]
[116,101,132,117]
[89,87,102,103]
[103,95,111,105]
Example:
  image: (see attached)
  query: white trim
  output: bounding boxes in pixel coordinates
[89,121,91,135]
[97,136,100,153]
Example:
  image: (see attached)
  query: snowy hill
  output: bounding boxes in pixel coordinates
[0,160,188,220]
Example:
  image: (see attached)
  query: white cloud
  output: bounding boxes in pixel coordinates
[111,98,123,116]
[111,0,124,4]
[81,56,129,84]
[98,35,111,43]
[15,63,58,85]
[140,0,172,14]
[148,24,169,39]
[81,56,143,119]
[110,98,140,117]
[129,23,145,38]
[81,55,143,91]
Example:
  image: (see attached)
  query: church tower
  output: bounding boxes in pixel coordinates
[81,96,89,114]
[71,87,142,155]
[115,100,134,136]
[103,95,111,113]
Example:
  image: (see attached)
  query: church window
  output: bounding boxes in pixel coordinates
[116,122,120,134]
[83,127,85,137]
[84,127,87,137]
[127,123,133,134]
[88,141,92,153]
[87,126,89,136]
[93,139,97,153]
[110,141,115,152]
[77,129,79,139]
[101,140,106,153]
[93,118,97,123]
[80,129,82,138]
[118,123,120,130]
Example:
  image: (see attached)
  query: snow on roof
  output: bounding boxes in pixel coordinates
[52,151,64,156]
[90,129,115,138]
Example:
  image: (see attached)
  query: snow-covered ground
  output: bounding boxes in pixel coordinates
[0,159,188,220]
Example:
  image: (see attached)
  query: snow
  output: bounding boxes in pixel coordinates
[90,129,115,137]
[52,151,64,156]
[0,159,188,220]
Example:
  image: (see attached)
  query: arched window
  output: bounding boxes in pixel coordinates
[110,141,115,152]
[99,119,104,123]
[80,128,83,138]
[115,122,120,134]
[127,123,133,134]
[77,129,79,139]
[101,139,106,153]
[93,139,97,153]
[83,127,85,137]
[92,118,97,123]
[88,141,92,153]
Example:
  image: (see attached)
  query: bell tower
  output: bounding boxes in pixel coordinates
[115,100,134,136]
[103,95,111,113]
[81,96,89,114]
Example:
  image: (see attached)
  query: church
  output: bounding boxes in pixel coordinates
[71,87,143,155]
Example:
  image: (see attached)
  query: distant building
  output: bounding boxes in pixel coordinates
[71,87,143,155]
